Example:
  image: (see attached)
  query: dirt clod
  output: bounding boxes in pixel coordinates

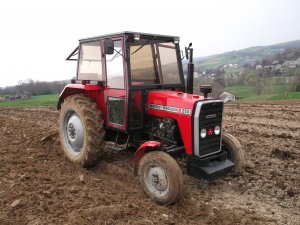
[10,199,20,207]
[79,174,84,183]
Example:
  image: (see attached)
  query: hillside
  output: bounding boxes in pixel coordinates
[195,39,300,70]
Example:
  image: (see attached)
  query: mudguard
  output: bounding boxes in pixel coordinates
[57,84,101,110]
[133,141,161,175]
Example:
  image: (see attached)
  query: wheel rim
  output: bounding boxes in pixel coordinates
[144,165,169,196]
[63,109,84,156]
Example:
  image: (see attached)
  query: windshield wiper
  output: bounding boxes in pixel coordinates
[131,36,157,55]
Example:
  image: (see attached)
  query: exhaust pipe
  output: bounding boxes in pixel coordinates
[186,43,194,94]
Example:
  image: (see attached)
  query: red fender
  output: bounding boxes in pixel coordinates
[133,141,161,175]
[57,84,101,110]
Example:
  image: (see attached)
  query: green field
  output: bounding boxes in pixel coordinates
[268,91,300,100]
[226,86,256,99]
[226,85,300,101]
[0,94,59,107]
[0,89,299,108]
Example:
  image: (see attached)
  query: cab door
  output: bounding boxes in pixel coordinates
[105,38,127,130]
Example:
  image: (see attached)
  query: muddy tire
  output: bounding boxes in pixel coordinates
[138,151,183,205]
[222,133,244,173]
[58,94,105,167]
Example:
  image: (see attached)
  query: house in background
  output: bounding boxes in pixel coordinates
[219,92,236,102]
[283,60,299,68]
[256,65,263,70]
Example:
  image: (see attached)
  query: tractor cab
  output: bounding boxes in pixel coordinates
[65,32,185,132]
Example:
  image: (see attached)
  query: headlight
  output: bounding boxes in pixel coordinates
[214,125,221,135]
[200,128,207,138]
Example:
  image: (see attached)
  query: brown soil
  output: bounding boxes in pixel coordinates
[0,101,299,225]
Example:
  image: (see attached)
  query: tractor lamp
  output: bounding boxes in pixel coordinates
[174,37,180,44]
[134,34,140,40]
[200,128,207,138]
[214,126,221,135]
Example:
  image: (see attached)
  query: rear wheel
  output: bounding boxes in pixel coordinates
[58,94,105,167]
[138,151,183,205]
[222,133,244,173]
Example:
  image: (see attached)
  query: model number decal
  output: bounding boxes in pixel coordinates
[149,104,179,113]
[180,108,190,115]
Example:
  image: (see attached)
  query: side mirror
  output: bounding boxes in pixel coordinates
[104,39,114,54]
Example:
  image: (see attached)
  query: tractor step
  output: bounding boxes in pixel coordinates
[106,142,127,151]
[187,151,235,180]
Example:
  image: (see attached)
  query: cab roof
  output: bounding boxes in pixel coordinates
[79,31,179,43]
[67,31,180,60]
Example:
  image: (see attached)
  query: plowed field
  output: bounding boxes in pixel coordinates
[0,101,299,225]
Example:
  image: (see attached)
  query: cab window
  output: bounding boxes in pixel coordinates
[106,40,124,89]
[78,41,102,81]
[129,40,181,86]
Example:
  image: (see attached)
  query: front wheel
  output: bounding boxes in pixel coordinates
[222,133,244,173]
[138,151,183,205]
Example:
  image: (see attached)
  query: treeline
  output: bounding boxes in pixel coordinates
[0,79,68,96]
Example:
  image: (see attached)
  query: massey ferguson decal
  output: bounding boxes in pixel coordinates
[149,104,191,115]
[180,108,190,115]
[149,104,179,113]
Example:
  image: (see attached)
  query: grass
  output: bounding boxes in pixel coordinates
[226,85,300,101]
[226,85,256,99]
[0,89,299,108]
[0,94,59,107]
[235,92,300,102]
[268,92,300,100]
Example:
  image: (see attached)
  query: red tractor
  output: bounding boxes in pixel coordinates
[58,32,244,205]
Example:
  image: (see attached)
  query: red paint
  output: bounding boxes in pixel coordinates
[59,86,206,156]
[147,90,205,155]
[133,141,161,175]
[59,84,107,124]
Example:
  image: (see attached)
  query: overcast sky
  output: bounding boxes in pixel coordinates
[0,0,300,87]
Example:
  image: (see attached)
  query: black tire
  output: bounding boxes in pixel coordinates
[138,151,183,205]
[58,94,105,167]
[222,133,244,173]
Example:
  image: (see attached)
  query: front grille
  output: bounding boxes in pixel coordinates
[193,100,224,158]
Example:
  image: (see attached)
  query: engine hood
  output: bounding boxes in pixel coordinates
[147,90,205,117]
[147,90,208,155]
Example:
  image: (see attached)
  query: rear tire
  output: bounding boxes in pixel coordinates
[58,94,105,167]
[138,151,183,205]
[222,133,244,173]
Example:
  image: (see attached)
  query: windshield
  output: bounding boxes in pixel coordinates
[129,40,181,86]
